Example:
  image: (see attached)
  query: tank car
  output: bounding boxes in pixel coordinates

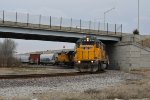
[15,54,30,63]
[40,53,55,65]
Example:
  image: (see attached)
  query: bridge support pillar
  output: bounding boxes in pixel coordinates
[107,35,150,72]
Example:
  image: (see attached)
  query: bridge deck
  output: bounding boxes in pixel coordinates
[0,11,122,43]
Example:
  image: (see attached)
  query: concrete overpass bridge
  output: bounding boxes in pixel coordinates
[0,11,122,44]
[2,11,150,72]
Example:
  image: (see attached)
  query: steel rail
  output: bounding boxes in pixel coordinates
[0,71,105,79]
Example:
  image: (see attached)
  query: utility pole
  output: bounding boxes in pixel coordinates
[138,0,140,32]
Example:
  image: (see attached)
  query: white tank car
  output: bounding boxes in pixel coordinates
[16,54,29,63]
[40,53,55,65]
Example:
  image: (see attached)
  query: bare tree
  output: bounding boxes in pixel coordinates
[0,39,17,67]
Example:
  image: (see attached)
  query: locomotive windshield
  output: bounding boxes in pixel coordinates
[81,38,95,45]
[76,36,101,47]
[81,41,95,45]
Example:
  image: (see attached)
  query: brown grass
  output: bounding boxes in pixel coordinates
[141,38,150,48]
[0,97,4,100]
[130,68,150,78]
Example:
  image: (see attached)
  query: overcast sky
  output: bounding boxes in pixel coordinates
[0,0,150,53]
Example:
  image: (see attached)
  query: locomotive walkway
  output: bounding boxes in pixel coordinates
[0,11,122,43]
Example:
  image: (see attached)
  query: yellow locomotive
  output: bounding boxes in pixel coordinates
[55,51,74,66]
[74,36,109,72]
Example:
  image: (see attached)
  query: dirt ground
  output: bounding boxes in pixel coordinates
[31,70,150,100]
[0,65,76,75]
[31,69,150,100]
[0,67,150,100]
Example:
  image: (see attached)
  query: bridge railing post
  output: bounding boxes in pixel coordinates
[70,18,72,31]
[98,22,100,33]
[60,17,62,30]
[15,12,18,24]
[121,24,122,36]
[50,16,51,28]
[39,15,41,28]
[107,23,108,35]
[3,10,4,24]
[89,21,91,33]
[27,13,29,26]
[115,24,116,35]
[80,19,81,31]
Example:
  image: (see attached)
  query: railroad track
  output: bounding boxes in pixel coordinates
[0,71,104,79]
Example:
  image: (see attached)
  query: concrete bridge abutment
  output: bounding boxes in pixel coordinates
[106,34,150,71]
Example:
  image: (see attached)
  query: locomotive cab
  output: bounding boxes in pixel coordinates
[55,51,74,67]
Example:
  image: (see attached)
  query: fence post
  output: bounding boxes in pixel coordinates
[50,16,51,28]
[70,18,72,31]
[39,15,41,27]
[107,23,108,34]
[3,10,4,24]
[60,17,62,30]
[115,24,116,35]
[16,12,17,24]
[27,13,29,26]
[80,19,81,31]
[121,24,122,36]
[98,22,100,32]
[120,24,123,41]
[89,21,91,33]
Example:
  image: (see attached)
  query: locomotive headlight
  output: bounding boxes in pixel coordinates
[91,61,94,63]
[78,61,81,63]
[87,38,89,42]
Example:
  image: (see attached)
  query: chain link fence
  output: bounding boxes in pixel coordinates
[0,10,122,36]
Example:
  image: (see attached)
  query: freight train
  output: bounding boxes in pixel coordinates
[53,36,109,72]
[74,36,109,72]
[16,53,56,65]
[16,35,109,72]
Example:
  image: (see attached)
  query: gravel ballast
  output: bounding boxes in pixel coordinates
[0,70,143,99]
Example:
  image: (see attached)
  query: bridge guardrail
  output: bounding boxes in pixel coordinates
[0,10,122,36]
[125,35,150,49]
